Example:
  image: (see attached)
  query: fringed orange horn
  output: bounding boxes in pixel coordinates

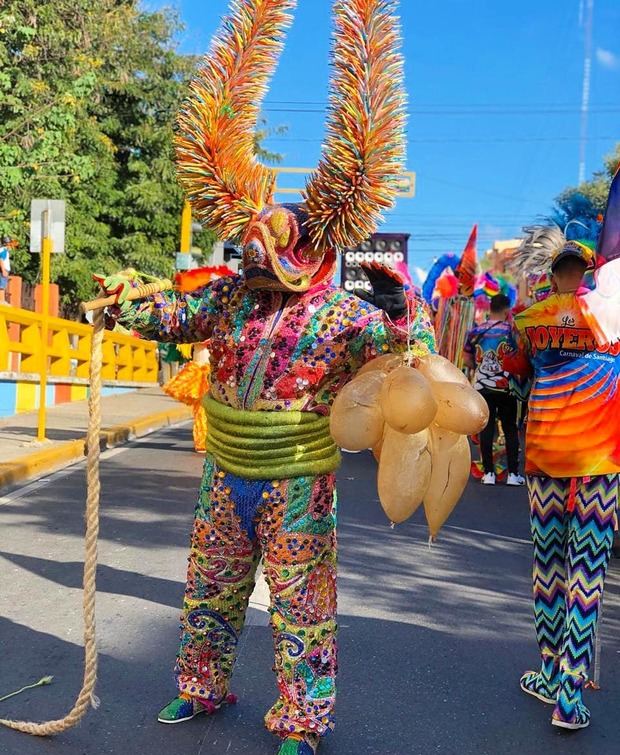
[174,0,296,243]
[304,0,407,252]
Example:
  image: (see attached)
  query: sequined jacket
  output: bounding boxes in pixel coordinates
[119,275,435,414]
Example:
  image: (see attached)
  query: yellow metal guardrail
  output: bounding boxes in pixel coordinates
[0,305,158,383]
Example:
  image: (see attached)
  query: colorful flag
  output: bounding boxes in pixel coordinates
[578,164,620,345]
[455,224,478,297]
[597,165,620,262]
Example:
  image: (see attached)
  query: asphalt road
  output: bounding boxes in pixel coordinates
[0,424,618,755]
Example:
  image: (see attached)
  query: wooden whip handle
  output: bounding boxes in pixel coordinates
[80,279,173,314]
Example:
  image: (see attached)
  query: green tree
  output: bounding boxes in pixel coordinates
[0,1,284,313]
[553,143,620,231]
[0,1,194,309]
[254,117,288,166]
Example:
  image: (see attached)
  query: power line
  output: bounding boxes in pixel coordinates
[266,135,617,144]
[263,103,620,116]
[387,223,531,226]
[420,175,543,206]
[385,221,526,226]
[265,99,620,108]
[386,213,534,219]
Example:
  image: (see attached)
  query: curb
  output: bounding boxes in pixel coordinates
[100,407,193,448]
[0,406,192,491]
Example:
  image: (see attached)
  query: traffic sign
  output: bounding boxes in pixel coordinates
[175,253,193,271]
[30,199,66,254]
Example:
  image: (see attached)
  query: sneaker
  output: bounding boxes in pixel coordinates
[507,473,525,486]
[520,670,559,705]
[481,472,496,485]
[552,700,591,730]
[157,692,237,724]
[552,674,590,730]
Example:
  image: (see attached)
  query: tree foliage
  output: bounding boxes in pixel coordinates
[0,1,283,313]
[552,143,620,238]
[0,0,198,309]
[254,118,289,166]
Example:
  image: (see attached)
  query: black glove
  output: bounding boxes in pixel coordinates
[356,261,408,320]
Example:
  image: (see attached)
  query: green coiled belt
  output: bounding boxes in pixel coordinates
[203,395,341,480]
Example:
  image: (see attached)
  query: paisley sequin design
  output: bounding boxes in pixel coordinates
[176,456,338,737]
[119,274,436,740]
[121,275,435,415]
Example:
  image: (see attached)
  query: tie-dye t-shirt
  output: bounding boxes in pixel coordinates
[464,320,517,393]
[515,292,620,477]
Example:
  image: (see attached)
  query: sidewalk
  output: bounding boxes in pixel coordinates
[0,387,191,489]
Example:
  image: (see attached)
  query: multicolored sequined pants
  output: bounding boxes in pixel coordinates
[528,475,618,688]
[175,455,338,739]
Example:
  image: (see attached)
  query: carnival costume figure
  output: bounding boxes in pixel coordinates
[163,267,235,452]
[99,2,436,752]
[509,222,620,731]
[163,341,211,452]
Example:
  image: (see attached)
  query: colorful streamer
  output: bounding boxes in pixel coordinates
[434,295,475,370]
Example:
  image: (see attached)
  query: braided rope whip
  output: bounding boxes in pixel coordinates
[0,307,104,735]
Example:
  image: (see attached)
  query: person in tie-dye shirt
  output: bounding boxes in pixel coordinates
[510,239,620,732]
[464,294,523,487]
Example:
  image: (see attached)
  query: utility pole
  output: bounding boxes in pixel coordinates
[37,208,53,441]
[579,0,594,185]
[180,200,192,254]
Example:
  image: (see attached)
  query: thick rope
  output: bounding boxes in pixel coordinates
[0,308,104,735]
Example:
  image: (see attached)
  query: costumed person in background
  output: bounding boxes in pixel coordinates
[163,266,236,452]
[507,220,620,731]
[164,341,211,452]
[97,2,435,753]
[158,341,189,382]
[431,225,477,370]
[463,293,524,487]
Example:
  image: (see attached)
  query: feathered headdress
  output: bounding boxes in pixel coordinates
[175,0,406,252]
[174,0,290,242]
[511,188,607,281]
[510,225,568,277]
[303,0,406,251]
[510,223,597,279]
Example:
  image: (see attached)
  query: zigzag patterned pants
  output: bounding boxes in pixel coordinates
[528,474,618,681]
[175,455,337,740]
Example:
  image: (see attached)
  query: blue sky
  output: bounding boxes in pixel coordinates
[148,0,620,276]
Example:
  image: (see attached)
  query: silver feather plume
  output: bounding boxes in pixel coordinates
[510,225,566,278]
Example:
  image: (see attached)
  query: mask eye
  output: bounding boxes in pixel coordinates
[244,239,264,263]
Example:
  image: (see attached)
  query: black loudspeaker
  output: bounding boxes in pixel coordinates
[340,233,409,293]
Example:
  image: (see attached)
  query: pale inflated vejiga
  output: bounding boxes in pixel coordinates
[330,354,488,532]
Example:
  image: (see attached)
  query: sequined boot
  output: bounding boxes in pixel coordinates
[157,691,237,724]
[519,655,560,704]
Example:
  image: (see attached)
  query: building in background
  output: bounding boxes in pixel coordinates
[483,239,522,274]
